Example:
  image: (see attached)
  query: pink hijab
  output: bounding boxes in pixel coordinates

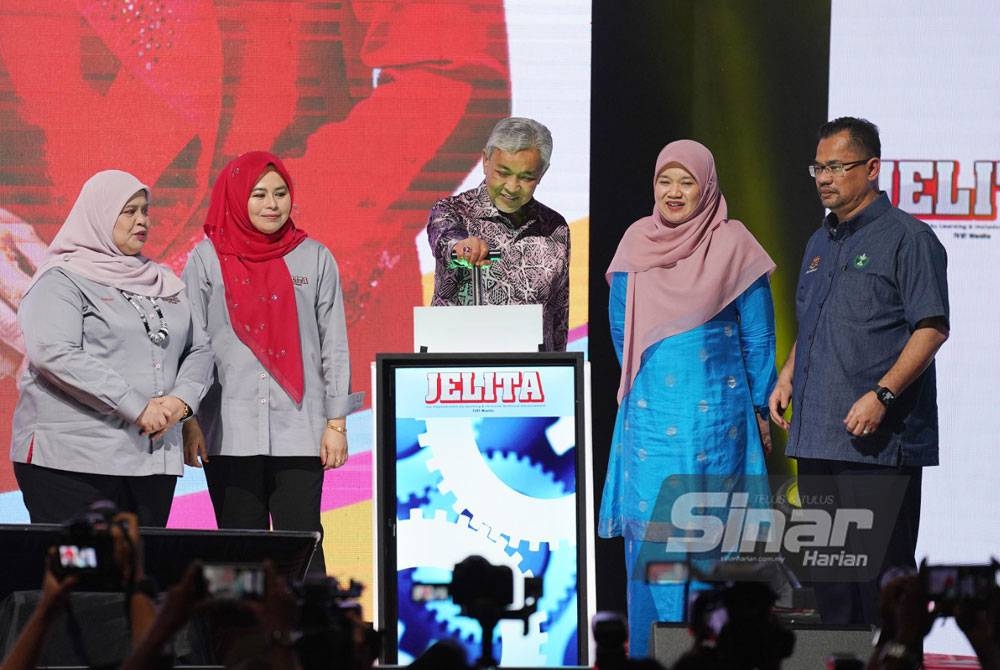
[28,170,184,297]
[606,140,775,402]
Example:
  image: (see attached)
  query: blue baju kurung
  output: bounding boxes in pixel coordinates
[598,272,777,658]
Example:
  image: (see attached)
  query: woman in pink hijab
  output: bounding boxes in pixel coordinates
[11,171,211,526]
[598,140,777,657]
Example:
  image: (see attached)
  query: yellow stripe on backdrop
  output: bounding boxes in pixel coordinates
[321,500,375,621]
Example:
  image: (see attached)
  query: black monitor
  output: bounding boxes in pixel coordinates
[0,524,318,596]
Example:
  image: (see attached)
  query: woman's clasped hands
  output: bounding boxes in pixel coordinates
[137,395,189,439]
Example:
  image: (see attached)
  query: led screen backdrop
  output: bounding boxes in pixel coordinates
[0,0,591,618]
[828,0,999,654]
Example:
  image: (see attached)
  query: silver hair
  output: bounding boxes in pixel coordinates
[484,117,553,173]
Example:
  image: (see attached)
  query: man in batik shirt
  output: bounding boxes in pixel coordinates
[427,117,570,351]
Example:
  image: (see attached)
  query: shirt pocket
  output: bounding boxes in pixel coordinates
[829,268,892,323]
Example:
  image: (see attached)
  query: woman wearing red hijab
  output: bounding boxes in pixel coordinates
[598,140,778,657]
[183,152,362,573]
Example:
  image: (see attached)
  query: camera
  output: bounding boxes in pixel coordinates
[199,563,267,601]
[294,574,365,626]
[450,555,516,611]
[293,575,371,670]
[410,555,543,668]
[411,555,543,614]
[920,559,999,617]
[50,500,125,591]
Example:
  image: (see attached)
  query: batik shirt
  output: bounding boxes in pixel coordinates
[427,183,570,351]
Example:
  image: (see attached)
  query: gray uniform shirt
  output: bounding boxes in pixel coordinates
[184,239,363,457]
[11,268,212,476]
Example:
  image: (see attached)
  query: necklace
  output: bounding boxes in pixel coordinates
[119,290,169,345]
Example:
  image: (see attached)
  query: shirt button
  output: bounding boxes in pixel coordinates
[154,362,162,370]
[260,373,267,380]
[259,398,267,405]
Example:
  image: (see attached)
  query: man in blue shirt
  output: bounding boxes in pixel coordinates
[769,117,949,625]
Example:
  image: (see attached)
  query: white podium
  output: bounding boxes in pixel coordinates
[412,304,544,353]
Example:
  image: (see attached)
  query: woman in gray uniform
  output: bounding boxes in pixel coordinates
[182,151,362,573]
[11,170,211,526]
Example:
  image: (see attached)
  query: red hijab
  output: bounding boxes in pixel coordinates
[606,140,775,402]
[204,151,308,404]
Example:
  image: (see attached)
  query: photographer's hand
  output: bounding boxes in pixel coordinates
[108,511,158,644]
[894,576,932,647]
[873,575,932,670]
[956,599,1000,670]
[0,550,78,670]
[122,562,207,670]
[110,511,145,585]
[40,559,79,612]
[243,562,301,669]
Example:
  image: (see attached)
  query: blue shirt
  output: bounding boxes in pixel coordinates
[787,193,948,466]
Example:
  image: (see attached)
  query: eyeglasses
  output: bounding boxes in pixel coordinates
[807,158,873,178]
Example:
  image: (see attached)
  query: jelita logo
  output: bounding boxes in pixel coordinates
[884,159,1000,220]
[425,370,545,404]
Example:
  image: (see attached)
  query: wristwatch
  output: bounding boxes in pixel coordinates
[874,386,896,408]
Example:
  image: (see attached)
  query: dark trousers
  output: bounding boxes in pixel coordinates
[795,458,922,625]
[203,455,326,574]
[14,462,177,527]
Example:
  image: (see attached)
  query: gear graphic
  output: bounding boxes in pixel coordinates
[535,541,580,664]
[418,418,577,549]
[396,446,457,520]
[483,450,570,499]
[476,416,577,494]
[395,510,548,666]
